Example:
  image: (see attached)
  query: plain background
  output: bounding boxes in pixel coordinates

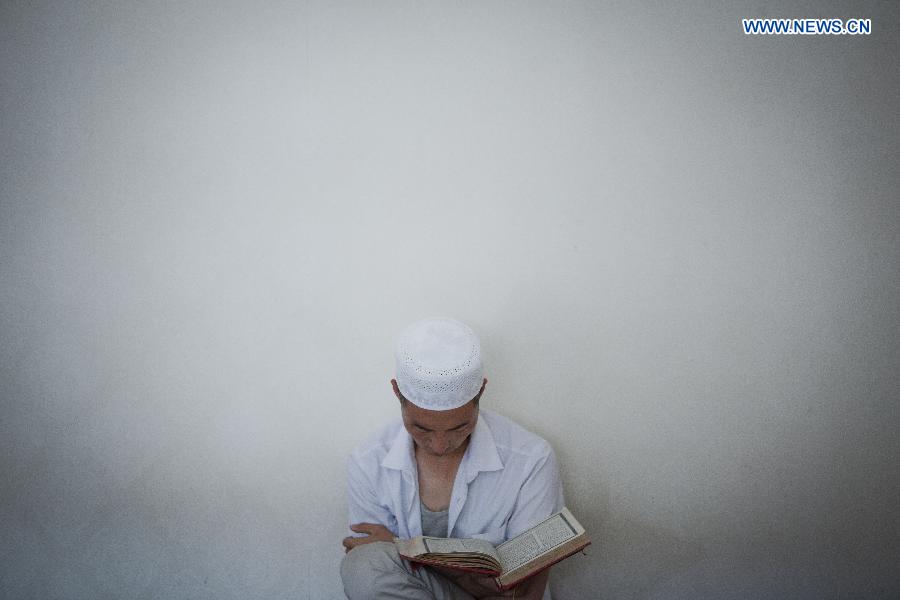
[2,1,898,598]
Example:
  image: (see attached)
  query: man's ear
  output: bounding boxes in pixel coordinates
[391,379,404,404]
[472,378,488,405]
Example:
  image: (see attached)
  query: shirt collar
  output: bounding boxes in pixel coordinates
[460,412,504,482]
[381,424,415,472]
[380,411,504,480]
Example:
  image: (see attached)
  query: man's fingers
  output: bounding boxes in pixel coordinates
[343,536,367,551]
[342,533,383,554]
[350,522,391,536]
[349,523,377,534]
[345,523,393,551]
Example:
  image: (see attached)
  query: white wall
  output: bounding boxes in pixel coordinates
[2,2,898,598]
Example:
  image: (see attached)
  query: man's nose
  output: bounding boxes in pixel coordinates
[432,434,450,453]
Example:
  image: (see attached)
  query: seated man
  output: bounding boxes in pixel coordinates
[341,318,564,599]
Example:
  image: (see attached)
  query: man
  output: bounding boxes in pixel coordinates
[340,318,564,599]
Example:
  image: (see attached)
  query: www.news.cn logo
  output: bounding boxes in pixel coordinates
[742,18,871,35]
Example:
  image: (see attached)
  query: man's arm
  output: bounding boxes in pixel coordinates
[342,523,394,553]
[507,443,565,538]
[342,452,398,551]
[477,442,563,598]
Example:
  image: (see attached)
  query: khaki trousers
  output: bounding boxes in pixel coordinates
[341,541,475,600]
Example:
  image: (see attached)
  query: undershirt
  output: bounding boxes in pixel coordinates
[420,501,449,537]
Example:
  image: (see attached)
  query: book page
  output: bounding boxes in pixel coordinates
[423,537,499,559]
[497,513,577,571]
[394,536,428,557]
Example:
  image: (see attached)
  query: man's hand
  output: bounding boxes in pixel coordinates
[342,523,395,553]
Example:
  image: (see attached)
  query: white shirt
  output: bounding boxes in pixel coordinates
[346,409,564,545]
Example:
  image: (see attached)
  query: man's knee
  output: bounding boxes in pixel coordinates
[341,541,405,599]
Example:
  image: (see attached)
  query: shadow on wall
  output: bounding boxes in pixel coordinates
[551,513,705,599]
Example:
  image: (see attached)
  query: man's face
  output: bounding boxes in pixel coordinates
[398,389,481,458]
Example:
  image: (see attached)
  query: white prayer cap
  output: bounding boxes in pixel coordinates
[395,318,484,410]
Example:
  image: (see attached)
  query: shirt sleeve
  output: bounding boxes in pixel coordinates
[506,442,565,540]
[346,451,399,537]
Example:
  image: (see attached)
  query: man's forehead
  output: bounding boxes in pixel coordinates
[402,399,478,427]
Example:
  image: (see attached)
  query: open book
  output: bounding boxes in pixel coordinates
[394,507,590,590]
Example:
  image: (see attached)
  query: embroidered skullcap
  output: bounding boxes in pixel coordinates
[395,317,484,410]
